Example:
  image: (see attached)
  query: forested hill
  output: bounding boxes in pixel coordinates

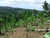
[0,6,35,15]
[0,6,42,21]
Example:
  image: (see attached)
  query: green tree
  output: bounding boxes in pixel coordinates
[43,1,49,11]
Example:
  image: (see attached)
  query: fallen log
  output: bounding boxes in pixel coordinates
[34,29,50,32]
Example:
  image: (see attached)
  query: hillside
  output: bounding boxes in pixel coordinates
[0,6,34,15]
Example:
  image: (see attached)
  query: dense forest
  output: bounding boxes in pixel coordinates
[0,1,50,38]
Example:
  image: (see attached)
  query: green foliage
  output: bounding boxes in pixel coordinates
[30,26,35,31]
[42,32,50,38]
[15,19,25,27]
[0,5,50,34]
[43,1,49,10]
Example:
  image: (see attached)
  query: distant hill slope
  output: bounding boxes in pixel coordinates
[0,6,34,15]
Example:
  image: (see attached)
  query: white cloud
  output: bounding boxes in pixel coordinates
[24,0,34,3]
[46,0,50,3]
[15,0,22,2]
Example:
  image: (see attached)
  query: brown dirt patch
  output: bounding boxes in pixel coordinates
[6,28,46,38]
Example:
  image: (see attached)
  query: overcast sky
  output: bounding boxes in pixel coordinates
[0,0,50,10]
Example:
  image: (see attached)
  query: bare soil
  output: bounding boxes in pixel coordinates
[0,28,46,38]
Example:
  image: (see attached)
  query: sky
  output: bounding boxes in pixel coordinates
[0,0,50,10]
